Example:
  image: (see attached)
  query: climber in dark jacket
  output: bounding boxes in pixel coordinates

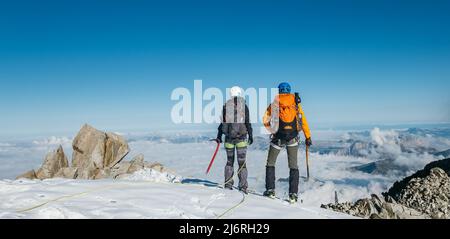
[216,86,253,193]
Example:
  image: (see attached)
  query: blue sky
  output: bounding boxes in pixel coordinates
[0,0,449,136]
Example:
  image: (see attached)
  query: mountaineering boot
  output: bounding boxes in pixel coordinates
[239,187,248,194]
[288,193,298,204]
[264,166,276,198]
[263,189,276,199]
[224,184,233,190]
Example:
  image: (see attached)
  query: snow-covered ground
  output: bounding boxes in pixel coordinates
[0,126,449,218]
[0,169,354,219]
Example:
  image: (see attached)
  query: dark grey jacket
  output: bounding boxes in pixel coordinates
[217,97,253,141]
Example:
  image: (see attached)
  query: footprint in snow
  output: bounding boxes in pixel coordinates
[201,193,226,216]
[190,197,200,204]
[210,193,225,201]
[191,197,205,212]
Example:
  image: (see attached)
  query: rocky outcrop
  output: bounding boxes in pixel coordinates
[127,154,145,174]
[144,161,176,175]
[104,132,129,168]
[72,124,106,173]
[16,146,69,180]
[322,194,429,219]
[72,124,129,179]
[35,146,69,179]
[54,167,78,179]
[93,168,112,180]
[111,162,132,179]
[16,124,173,181]
[391,167,450,219]
[384,158,450,199]
[322,158,450,219]
[16,170,38,180]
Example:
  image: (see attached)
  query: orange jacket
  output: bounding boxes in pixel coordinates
[263,93,311,139]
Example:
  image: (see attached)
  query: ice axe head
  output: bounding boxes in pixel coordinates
[295,92,301,104]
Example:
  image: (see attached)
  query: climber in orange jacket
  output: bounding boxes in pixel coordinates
[262,82,312,203]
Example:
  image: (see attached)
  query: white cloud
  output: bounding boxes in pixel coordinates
[370,127,399,146]
[32,136,72,146]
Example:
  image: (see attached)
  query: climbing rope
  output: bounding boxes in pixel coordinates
[223,155,248,187]
[16,184,127,213]
[216,189,246,219]
[15,177,248,219]
[213,146,250,219]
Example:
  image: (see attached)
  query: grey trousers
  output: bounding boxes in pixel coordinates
[225,145,248,190]
[265,138,300,194]
[266,138,299,169]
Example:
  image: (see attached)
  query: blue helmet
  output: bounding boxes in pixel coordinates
[278,82,291,94]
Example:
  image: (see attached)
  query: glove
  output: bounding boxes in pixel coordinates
[248,136,254,145]
[216,136,223,143]
[305,138,312,147]
[216,132,223,143]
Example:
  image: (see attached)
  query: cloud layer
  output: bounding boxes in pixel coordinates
[1,127,449,206]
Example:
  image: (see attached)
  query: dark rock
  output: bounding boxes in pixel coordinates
[323,158,450,219]
[383,158,450,201]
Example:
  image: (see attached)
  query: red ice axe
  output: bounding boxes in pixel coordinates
[206,139,221,175]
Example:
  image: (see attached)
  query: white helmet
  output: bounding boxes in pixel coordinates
[230,86,243,97]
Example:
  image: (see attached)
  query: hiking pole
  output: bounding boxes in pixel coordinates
[306,145,310,180]
[206,139,221,175]
[294,92,310,179]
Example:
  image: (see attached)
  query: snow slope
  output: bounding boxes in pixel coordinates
[0,169,354,219]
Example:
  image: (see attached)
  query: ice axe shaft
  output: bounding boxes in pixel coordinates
[306,145,310,179]
[294,92,309,179]
[206,139,221,175]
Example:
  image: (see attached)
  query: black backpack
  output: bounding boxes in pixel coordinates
[222,97,248,140]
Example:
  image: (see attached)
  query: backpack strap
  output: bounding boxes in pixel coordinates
[294,93,302,132]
